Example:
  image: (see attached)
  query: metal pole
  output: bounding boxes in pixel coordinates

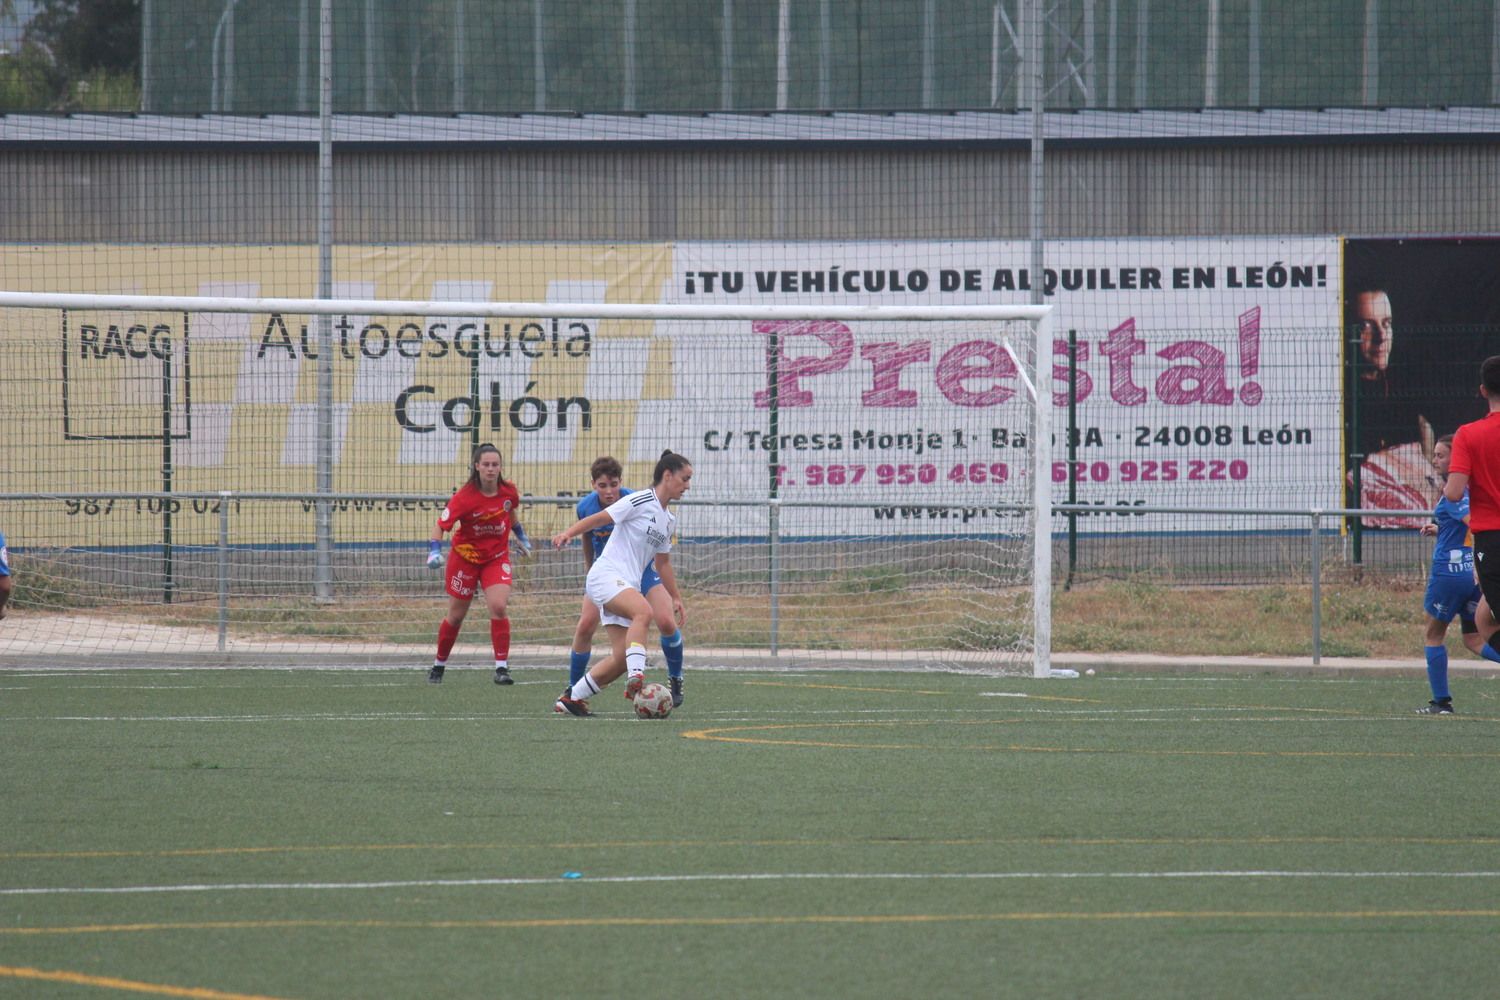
[1082,0,1096,107]
[990,3,1001,107]
[1133,0,1148,108]
[1248,0,1261,105]
[769,500,781,657]
[224,0,235,110]
[1310,511,1323,664]
[1493,0,1500,106]
[721,0,734,109]
[314,0,335,602]
[298,0,310,111]
[1027,0,1051,679]
[363,0,376,111]
[1066,329,1078,590]
[818,0,830,109]
[1028,0,1045,312]
[161,345,174,605]
[776,0,790,110]
[453,0,466,112]
[1361,0,1379,106]
[623,0,636,111]
[534,0,547,111]
[1204,0,1219,108]
[921,0,935,109]
[218,492,231,652]
[1106,0,1117,107]
[141,0,153,111]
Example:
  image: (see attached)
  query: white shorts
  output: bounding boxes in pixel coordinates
[585,564,638,628]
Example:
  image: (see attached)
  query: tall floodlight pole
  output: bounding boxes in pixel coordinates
[314,0,335,602]
[1248,0,1261,105]
[534,0,547,111]
[776,0,790,109]
[141,0,153,110]
[1361,0,1380,105]
[1204,0,1219,108]
[623,0,637,111]
[921,0,935,108]
[1026,0,1051,677]
[721,0,734,109]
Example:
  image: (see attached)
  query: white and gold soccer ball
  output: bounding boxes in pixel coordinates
[633,682,674,719]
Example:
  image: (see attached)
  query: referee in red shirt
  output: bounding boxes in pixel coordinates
[1445,356,1500,667]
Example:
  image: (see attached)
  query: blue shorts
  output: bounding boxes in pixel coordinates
[641,565,661,594]
[1424,571,1480,624]
[0,531,9,577]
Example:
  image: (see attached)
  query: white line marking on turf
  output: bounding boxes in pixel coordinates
[5,870,1500,897]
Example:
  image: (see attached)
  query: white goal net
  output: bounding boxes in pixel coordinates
[0,291,1053,676]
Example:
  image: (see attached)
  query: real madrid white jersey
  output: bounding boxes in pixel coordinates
[588,488,675,592]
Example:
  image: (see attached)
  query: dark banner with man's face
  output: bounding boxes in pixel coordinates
[1344,238,1500,524]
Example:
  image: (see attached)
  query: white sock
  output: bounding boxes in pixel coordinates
[494,660,507,670]
[626,643,647,678]
[569,674,601,701]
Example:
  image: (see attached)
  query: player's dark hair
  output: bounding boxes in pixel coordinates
[1483,356,1500,396]
[1436,434,1455,448]
[653,449,691,485]
[466,443,511,490]
[590,456,623,482]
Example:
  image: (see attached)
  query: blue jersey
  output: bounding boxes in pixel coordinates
[1431,492,1474,578]
[576,489,661,592]
[1424,490,1481,624]
[0,531,8,577]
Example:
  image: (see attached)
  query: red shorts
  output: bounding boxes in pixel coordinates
[444,550,513,600]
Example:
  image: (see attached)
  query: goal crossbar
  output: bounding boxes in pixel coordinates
[0,290,1051,325]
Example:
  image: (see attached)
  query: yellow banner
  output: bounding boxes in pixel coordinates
[1,244,673,546]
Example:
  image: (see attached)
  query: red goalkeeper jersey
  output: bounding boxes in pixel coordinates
[1450,411,1500,531]
[439,481,520,564]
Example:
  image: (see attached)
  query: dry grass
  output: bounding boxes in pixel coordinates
[41,577,1438,660]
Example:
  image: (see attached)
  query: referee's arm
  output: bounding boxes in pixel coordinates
[1445,471,1469,504]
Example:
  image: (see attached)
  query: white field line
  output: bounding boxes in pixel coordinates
[5,870,1500,897]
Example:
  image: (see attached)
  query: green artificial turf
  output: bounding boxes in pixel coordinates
[1,668,1498,999]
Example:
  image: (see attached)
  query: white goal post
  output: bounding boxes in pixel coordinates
[0,290,1054,677]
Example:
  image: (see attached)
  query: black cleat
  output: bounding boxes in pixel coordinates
[493,666,514,686]
[1417,699,1455,715]
[427,664,445,684]
[669,675,684,708]
[554,692,594,717]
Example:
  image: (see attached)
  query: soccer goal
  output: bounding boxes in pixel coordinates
[0,290,1054,676]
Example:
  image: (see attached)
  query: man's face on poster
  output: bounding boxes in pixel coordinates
[1353,290,1394,381]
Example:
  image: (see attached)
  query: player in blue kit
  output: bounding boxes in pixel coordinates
[0,530,12,620]
[563,456,687,707]
[1419,434,1500,714]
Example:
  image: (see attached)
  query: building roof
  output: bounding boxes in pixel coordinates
[3,107,1498,146]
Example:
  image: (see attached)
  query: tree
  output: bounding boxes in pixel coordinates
[1,0,139,110]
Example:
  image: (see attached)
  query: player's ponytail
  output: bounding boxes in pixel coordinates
[653,449,691,484]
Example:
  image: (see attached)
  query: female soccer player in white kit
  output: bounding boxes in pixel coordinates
[550,450,692,716]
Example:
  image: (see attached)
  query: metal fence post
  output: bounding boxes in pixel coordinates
[1310,509,1323,664]
[769,498,781,656]
[218,492,232,653]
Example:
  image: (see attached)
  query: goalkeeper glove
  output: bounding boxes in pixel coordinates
[512,523,533,556]
[426,540,444,569]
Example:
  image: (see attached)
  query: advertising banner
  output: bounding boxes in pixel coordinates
[1343,238,1500,528]
[3,238,1341,543]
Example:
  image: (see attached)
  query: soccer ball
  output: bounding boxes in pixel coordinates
[633,682,674,719]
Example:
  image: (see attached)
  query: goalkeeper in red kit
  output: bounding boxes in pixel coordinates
[1444,356,1500,704]
[425,443,532,685]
